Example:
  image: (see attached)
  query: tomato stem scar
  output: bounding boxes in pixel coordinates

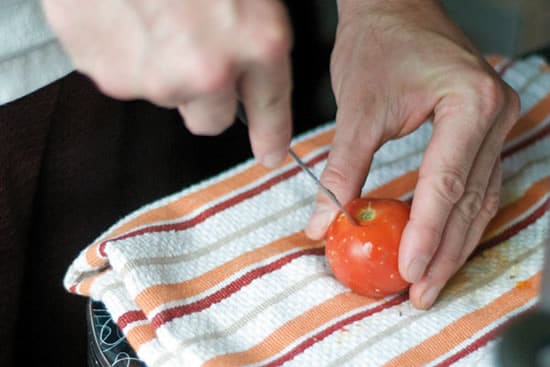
[359,207,376,222]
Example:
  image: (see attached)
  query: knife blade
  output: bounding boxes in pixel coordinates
[236,104,357,225]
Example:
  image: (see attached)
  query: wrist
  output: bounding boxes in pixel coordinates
[337,0,440,18]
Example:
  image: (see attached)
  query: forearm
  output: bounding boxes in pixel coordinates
[337,0,439,12]
[336,0,445,24]
[334,0,476,54]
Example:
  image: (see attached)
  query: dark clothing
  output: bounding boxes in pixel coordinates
[0,73,255,366]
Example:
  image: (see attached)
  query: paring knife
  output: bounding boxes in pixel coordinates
[235,104,357,225]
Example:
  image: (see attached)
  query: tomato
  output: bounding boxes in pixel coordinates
[325,197,411,298]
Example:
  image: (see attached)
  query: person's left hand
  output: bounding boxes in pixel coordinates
[305,0,520,309]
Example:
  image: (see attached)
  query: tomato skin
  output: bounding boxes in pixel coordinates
[325,197,411,298]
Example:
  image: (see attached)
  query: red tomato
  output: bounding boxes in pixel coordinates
[325,197,411,298]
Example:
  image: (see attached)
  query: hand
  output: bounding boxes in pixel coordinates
[305,0,520,309]
[41,0,293,167]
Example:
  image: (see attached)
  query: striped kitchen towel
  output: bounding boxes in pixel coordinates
[65,54,550,367]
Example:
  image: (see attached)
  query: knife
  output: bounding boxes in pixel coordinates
[236,104,357,225]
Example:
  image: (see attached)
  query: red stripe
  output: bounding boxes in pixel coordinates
[247,196,549,367]
[261,293,409,367]
[117,247,325,329]
[111,173,547,330]
[99,151,329,254]
[98,57,519,252]
[474,196,550,256]
[434,304,537,367]
[118,310,147,330]
[112,175,549,335]
[110,59,544,344]
[502,122,550,159]
[100,111,547,253]
[96,66,544,254]
[110,159,548,341]
[99,242,107,257]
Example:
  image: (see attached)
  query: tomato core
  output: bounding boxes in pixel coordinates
[358,207,376,222]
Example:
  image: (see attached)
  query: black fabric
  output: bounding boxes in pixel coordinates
[0,73,255,366]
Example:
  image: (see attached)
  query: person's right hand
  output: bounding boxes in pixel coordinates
[41,0,294,167]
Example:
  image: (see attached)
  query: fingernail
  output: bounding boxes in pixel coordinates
[261,150,286,168]
[406,257,429,283]
[306,205,335,239]
[419,286,439,309]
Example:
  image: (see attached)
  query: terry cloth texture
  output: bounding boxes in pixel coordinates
[65,55,550,367]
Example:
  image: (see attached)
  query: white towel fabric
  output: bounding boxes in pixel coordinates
[65,55,550,367]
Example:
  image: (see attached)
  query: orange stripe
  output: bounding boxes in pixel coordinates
[119,174,549,353]
[485,54,507,69]
[81,90,549,268]
[367,170,418,199]
[203,292,373,367]
[84,130,334,259]
[76,271,103,297]
[135,233,323,314]
[357,96,548,201]
[505,93,550,142]
[482,176,549,240]
[383,272,541,367]
[125,323,158,352]
[84,243,106,269]
[133,168,419,312]
[130,174,549,315]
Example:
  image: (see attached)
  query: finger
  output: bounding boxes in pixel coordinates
[461,161,502,261]
[407,110,505,303]
[409,161,502,309]
[398,97,494,284]
[304,100,382,240]
[178,90,238,136]
[236,1,293,168]
[239,54,293,167]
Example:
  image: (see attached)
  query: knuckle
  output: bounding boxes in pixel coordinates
[252,20,292,60]
[480,191,500,219]
[455,189,484,222]
[320,163,350,191]
[430,170,466,206]
[472,73,505,117]
[504,88,521,125]
[191,60,234,94]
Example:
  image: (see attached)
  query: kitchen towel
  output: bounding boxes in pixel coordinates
[65,54,550,367]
